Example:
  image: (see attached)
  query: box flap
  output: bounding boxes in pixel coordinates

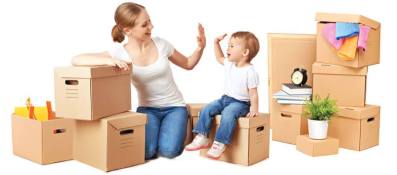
[215,113,269,128]
[55,64,131,79]
[312,62,367,76]
[336,105,380,120]
[106,112,147,130]
[315,12,380,29]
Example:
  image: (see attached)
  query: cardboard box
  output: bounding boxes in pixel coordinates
[200,113,270,166]
[272,105,308,144]
[54,66,131,120]
[12,114,74,164]
[74,112,146,172]
[329,105,380,151]
[187,103,207,128]
[312,62,367,107]
[316,12,381,68]
[268,34,316,128]
[296,135,339,156]
[184,115,193,146]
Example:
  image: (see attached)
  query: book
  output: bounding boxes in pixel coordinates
[273,90,311,101]
[282,83,312,95]
[277,99,307,105]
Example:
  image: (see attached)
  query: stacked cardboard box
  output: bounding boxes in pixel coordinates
[267,34,316,144]
[199,114,270,166]
[53,65,146,171]
[313,13,381,151]
[272,104,308,144]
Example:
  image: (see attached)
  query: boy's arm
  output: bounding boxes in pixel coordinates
[214,34,227,65]
[247,87,259,117]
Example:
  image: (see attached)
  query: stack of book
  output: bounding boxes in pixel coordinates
[273,83,312,105]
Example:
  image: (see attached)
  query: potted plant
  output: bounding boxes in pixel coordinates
[303,95,338,139]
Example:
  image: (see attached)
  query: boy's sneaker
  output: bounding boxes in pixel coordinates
[185,134,209,151]
[206,141,225,159]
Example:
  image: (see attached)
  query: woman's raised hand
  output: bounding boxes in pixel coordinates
[197,23,206,50]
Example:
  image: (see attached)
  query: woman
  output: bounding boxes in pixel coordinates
[71,2,206,159]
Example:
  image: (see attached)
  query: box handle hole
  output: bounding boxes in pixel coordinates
[53,129,66,134]
[367,117,375,122]
[256,126,264,132]
[120,129,134,135]
[281,113,292,118]
[65,80,79,85]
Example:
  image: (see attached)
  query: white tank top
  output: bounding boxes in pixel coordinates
[108,37,185,107]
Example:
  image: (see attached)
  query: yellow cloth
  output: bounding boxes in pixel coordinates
[337,35,358,61]
[14,106,49,121]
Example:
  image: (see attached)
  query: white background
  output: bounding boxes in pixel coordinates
[0,0,396,174]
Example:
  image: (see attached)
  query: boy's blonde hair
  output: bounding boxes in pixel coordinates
[231,31,260,61]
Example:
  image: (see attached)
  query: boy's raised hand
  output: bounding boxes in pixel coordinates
[197,23,206,49]
[214,33,227,43]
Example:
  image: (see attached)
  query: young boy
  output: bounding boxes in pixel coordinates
[185,31,260,159]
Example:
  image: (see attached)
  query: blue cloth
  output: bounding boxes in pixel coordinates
[335,22,360,40]
[193,95,250,145]
[137,106,188,160]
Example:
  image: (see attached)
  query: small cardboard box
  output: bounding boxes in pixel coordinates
[268,33,316,128]
[312,62,367,107]
[296,135,339,156]
[200,114,270,166]
[329,105,380,151]
[74,112,146,172]
[316,12,381,68]
[12,114,74,164]
[54,66,131,120]
[272,105,308,144]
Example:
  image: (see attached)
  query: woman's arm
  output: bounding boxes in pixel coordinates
[71,51,130,70]
[169,23,206,70]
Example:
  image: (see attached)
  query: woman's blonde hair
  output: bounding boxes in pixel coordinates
[111,2,145,43]
[231,31,260,61]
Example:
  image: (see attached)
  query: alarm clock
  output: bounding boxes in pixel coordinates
[291,68,307,86]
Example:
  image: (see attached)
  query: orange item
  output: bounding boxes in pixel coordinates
[337,35,358,61]
[46,101,54,120]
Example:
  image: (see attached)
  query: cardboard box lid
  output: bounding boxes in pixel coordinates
[280,104,305,114]
[336,105,380,120]
[315,12,380,29]
[214,113,269,129]
[105,112,147,130]
[55,65,131,79]
[312,62,368,76]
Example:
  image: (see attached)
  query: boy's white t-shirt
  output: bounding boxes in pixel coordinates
[223,58,259,102]
[108,37,185,107]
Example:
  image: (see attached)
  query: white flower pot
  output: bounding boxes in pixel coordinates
[308,119,328,140]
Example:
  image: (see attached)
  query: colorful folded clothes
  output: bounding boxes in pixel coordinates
[322,23,344,49]
[337,35,358,60]
[336,22,359,40]
[358,24,371,52]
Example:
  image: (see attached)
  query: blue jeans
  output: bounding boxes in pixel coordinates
[192,95,250,144]
[136,106,188,160]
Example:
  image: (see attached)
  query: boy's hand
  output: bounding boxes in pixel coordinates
[247,111,258,118]
[214,33,227,43]
[197,23,206,50]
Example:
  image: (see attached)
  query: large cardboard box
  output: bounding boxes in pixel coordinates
[74,112,146,172]
[200,114,270,166]
[268,34,316,128]
[329,105,380,151]
[12,114,74,164]
[54,66,131,120]
[312,62,367,107]
[296,135,339,156]
[316,12,381,68]
[272,105,308,144]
